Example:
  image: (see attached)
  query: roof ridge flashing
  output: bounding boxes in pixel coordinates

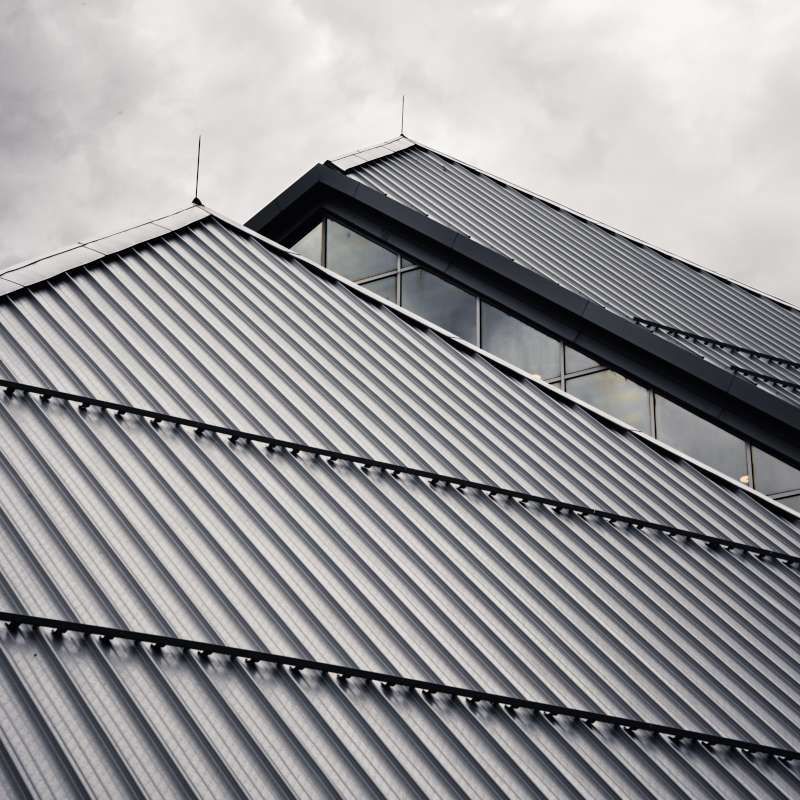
[330,135,416,172]
[0,205,210,297]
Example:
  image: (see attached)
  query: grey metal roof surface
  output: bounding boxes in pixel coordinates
[0,216,796,550]
[343,143,800,371]
[3,390,800,742]
[2,214,800,796]
[3,627,800,800]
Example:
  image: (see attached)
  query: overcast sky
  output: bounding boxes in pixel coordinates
[2,0,799,304]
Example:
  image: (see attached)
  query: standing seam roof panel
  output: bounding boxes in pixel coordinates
[347,147,800,363]
[0,218,797,551]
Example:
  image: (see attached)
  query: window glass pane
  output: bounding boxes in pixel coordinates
[752,447,800,495]
[290,223,322,263]
[401,269,477,343]
[780,494,800,512]
[567,369,651,431]
[326,219,397,281]
[655,395,748,479]
[480,302,561,378]
[361,275,397,303]
[565,346,599,374]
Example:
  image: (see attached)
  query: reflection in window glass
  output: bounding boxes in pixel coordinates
[291,223,323,263]
[362,275,397,303]
[565,346,599,374]
[481,302,561,378]
[752,447,800,495]
[401,269,477,343]
[780,494,800,512]
[326,219,397,281]
[567,369,651,432]
[655,396,748,479]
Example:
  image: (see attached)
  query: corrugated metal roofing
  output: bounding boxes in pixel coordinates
[0,216,796,546]
[2,213,800,797]
[3,625,800,799]
[343,142,800,373]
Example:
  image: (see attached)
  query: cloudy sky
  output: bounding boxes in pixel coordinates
[2,0,799,303]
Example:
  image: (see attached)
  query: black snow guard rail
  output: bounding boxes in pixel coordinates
[2,376,799,567]
[2,610,798,762]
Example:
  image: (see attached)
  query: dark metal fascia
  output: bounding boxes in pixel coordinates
[3,377,799,560]
[241,165,800,468]
[634,318,800,371]
[728,367,800,393]
[3,611,799,763]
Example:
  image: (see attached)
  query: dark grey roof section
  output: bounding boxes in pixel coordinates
[344,143,800,368]
[2,211,800,797]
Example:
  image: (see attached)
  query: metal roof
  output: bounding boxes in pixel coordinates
[341,140,800,384]
[1,212,800,796]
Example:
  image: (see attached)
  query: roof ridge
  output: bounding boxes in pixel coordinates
[0,205,210,297]
[329,135,416,171]
[346,138,800,318]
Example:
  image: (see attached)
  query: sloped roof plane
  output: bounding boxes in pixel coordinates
[1,208,800,797]
[339,138,800,402]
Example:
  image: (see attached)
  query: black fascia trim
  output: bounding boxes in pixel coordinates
[244,165,800,470]
[4,611,799,762]
[3,377,799,551]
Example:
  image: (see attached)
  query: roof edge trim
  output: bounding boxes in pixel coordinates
[0,205,210,296]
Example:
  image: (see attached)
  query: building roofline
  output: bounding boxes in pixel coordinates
[338,136,800,318]
[243,161,800,463]
[0,205,210,297]
[2,199,796,520]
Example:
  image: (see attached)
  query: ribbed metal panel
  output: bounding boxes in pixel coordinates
[3,625,800,800]
[0,217,795,553]
[2,216,800,797]
[1,394,800,795]
[348,146,800,364]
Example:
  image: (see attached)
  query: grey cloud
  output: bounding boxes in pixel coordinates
[1,0,798,305]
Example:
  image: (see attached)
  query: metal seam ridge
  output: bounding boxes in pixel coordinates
[2,610,798,762]
[2,376,799,565]
[728,366,800,392]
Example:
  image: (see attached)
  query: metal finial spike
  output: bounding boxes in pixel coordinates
[192,135,202,205]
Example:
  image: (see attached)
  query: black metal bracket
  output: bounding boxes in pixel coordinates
[2,376,799,565]
[2,610,797,762]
